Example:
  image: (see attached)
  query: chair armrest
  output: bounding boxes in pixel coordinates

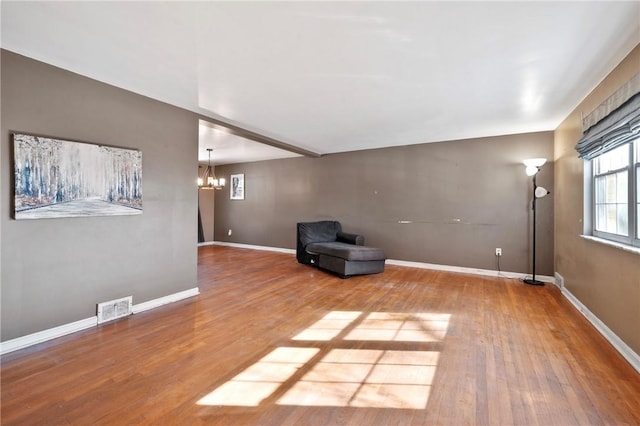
[337,231,364,246]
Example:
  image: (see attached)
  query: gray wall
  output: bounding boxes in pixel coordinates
[198,186,215,242]
[214,132,554,275]
[1,50,198,341]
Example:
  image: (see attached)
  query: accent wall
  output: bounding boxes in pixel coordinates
[1,50,199,341]
[213,132,555,276]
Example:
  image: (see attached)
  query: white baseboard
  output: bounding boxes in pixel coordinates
[554,272,565,288]
[1,287,200,356]
[132,287,200,314]
[557,272,640,374]
[0,316,98,355]
[386,259,555,283]
[206,240,296,254]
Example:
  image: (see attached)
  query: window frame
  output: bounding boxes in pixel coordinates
[589,138,640,248]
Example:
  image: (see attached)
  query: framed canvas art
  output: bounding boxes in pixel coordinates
[13,133,142,219]
[230,173,244,200]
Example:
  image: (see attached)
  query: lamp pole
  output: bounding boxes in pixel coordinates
[524,172,545,286]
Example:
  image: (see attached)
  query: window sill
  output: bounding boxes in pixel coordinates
[580,235,640,255]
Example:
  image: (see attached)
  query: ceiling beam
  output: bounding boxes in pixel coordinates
[197,114,321,158]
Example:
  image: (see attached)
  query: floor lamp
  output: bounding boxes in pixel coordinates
[523,158,550,286]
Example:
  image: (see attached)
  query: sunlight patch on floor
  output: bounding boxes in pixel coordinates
[345,312,451,342]
[292,311,361,341]
[197,380,282,406]
[276,349,438,409]
[197,347,319,406]
[198,311,449,409]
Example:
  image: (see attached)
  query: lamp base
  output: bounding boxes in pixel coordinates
[523,278,544,286]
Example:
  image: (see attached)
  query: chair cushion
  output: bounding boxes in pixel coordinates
[298,221,342,248]
[306,242,386,261]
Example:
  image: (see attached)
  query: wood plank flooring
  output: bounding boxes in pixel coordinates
[2,245,639,425]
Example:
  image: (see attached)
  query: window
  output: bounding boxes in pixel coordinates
[591,138,639,247]
[637,141,640,239]
[576,88,639,248]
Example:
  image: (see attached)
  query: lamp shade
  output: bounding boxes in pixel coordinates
[523,158,547,167]
[535,186,550,198]
[525,165,539,176]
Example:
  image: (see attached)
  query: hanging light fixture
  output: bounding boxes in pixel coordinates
[522,158,550,286]
[198,148,225,190]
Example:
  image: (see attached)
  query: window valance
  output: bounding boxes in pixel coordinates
[575,92,640,160]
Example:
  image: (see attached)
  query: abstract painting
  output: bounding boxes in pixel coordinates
[13,133,142,219]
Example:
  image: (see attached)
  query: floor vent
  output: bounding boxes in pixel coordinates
[97,296,133,324]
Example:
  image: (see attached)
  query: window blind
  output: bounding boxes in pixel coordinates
[575,92,640,160]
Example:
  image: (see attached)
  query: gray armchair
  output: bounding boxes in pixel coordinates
[296,221,386,278]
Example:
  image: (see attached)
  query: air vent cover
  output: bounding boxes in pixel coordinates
[97,296,133,324]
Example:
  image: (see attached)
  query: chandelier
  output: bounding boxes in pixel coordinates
[198,148,225,190]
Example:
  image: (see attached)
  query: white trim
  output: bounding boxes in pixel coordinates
[558,274,640,373]
[207,241,296,255]
[580,235,640,255]
[198,241,216,247]
[0,287,200,355]
[385,259,555,283]
[132,287,200,314]
[554,272,565,289]
[0,316,98,355]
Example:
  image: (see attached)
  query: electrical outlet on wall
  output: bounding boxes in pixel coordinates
[228,229,233,236]
[495,248,502,256]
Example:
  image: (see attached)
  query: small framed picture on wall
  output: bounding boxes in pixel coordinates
[230,173,244,200]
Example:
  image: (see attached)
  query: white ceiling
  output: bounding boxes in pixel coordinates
[199,121,301,165]
[2,1,639,165]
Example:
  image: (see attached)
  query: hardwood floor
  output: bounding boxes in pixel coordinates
[2,245,639,425]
